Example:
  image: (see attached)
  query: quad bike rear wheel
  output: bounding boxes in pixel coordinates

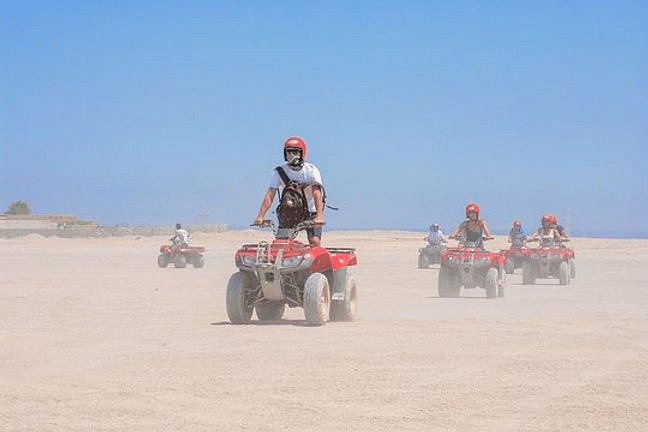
[438,266,460,298]
[255,302,285,321]
[157,253,169,268]
[559,261,570,286]
[330,272,357,322]
[254,303,286,321]
[193,254,205,268]
[226,271,255,324]
[303,272,330,326]
[522,261,535,285]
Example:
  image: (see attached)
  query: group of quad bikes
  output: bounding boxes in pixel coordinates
[157,216,574,326]
[418,232,576,299]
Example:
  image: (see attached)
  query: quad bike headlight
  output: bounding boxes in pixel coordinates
[281,256,304,268]
[239,255,257,266]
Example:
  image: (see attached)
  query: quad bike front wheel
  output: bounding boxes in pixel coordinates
[255,302,285,321]
[157,253,169,268]
[438,266,460,298]
[485,268,499,299]
[504,258,515,275]
[174,255,187,268]
[330,271,357,322]
[303,272,330,326]
[559,261,570,286]
[418,253,430,269]
[226,271,255,324]
[569,258,576,279]
[522,261,535,285]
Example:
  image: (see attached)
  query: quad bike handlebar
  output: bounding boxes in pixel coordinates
[250,219,275,229]
[447,234,494,249]
[448,234,494,241]
[251,219,325,240]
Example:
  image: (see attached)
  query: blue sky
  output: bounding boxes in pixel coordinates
[2,1,647,234]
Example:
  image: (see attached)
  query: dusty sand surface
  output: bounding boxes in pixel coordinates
[2,230,648,431]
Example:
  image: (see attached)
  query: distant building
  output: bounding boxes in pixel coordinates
[1,214,79,223]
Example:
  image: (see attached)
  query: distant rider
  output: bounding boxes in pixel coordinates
[170,223,189,250]
[527,214,561,246]
[555,223,570,243]
[253,136,325,246]
[508,220,527,247]
[425,223,446,247]
[449,202,494,248]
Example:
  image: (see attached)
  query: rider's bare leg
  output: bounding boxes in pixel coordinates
[308,234,321,247]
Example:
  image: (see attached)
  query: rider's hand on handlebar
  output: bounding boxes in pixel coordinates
[311,217,325,226]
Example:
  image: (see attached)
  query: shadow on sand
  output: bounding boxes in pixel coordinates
[211,319,312,327]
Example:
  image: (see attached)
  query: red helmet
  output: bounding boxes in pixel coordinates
[465,202,480,218]
[541,214,552,225]
[513,220,522,227]
[549,214,558,224]
[283,136,307,160]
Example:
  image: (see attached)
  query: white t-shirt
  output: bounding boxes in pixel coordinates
[175,228,189,245]
[426,230,444,245]
[269,162,323,213]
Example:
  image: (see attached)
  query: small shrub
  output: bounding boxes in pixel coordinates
[5,201,31,215]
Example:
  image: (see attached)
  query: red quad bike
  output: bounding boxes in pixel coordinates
[158,244,206,268]
[522,241,576,286]
[500,244,530,274]
[418,243,446,268]
[226,220,358,326]
[438,237,506,298]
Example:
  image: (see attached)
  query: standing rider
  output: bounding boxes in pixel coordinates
[449,202,494,248]
[253,136,325,247]
[425,223,446,247]
[170,223,189,250]
[508,220,527,247]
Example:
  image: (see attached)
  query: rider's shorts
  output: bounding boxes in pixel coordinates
[308,212,323,237]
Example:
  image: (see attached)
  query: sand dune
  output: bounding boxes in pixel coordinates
[2,231,647,431]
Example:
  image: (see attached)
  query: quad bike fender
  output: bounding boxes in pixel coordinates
[491,253,507,267]
[330,251,357,270]
[308,247,357,273]
[177,246,206,255]
[160,245,205,255]
[308,247,334,274]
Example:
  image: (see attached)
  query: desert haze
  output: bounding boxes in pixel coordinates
[2,230,647,431]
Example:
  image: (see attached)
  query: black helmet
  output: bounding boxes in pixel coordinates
[176,223,181,229]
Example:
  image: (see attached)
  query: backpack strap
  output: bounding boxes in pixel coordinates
[274,166,293,186]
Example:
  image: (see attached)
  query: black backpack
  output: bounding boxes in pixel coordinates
[275,167,310,229]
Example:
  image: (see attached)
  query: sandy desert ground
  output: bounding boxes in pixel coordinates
[1,229,647,431]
